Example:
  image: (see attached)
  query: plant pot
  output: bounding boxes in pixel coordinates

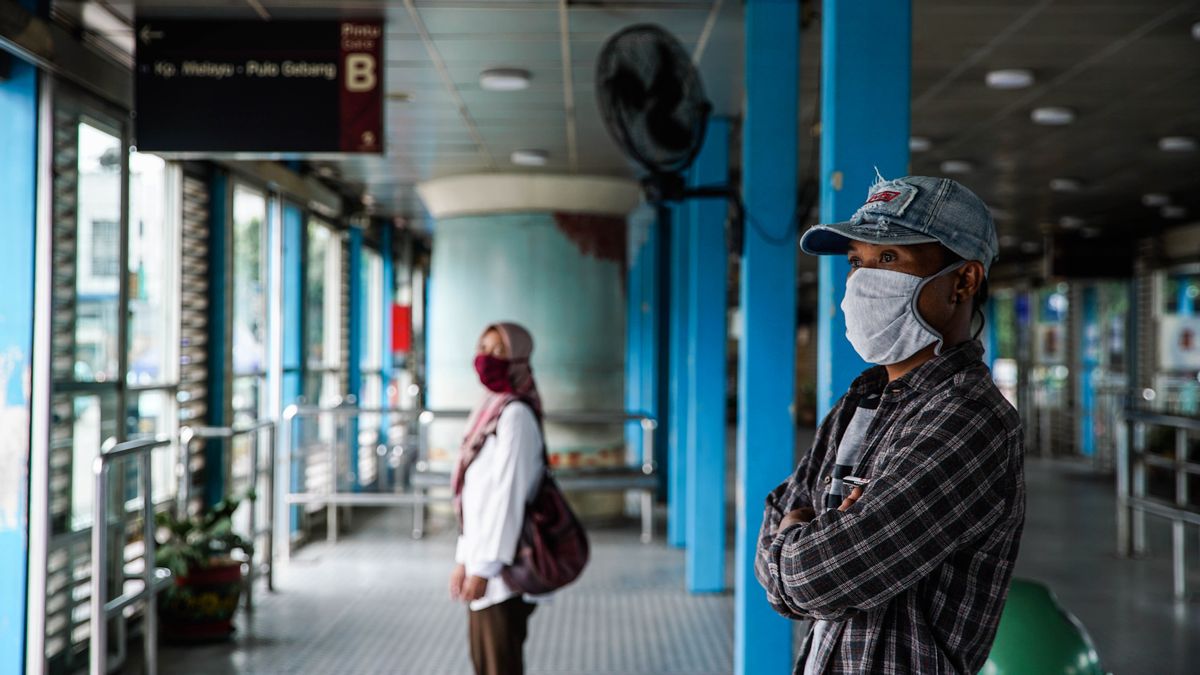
[159,558,244,643]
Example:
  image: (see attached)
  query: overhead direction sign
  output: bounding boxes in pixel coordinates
[135,20,384,154]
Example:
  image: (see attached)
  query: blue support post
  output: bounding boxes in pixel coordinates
[348,226,364,490]
[282,203,305,531]
[380,223,395,484]
[736,2,800,673]
[667,201,691,548]
[0,48,38,675]
[1179,277,1195,316]
[1079,286,1099,457]
[625,214,644,463]
[686,118,729,593]
[816,0,911,419]
[984,298,999,372]
[626,205,667,497]
[206,171,230,507]
[652,210,671,493]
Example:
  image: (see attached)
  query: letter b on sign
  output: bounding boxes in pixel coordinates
[346,54,376,92]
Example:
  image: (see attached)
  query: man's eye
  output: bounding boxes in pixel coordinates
[880,252,895,263]
[848,258,861,268]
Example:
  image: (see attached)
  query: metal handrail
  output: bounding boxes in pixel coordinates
[91,436,174,675]
[414,408,658,475]
[277,404,414,558]
[277,404,660,554]
[179,420,277,609]
[1118,408,1199,600]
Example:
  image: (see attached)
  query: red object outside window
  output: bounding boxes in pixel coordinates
[392,304,412,353]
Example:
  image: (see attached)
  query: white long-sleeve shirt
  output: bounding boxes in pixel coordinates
[454,401,545,611]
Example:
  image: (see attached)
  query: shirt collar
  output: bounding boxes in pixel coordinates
[897,339,985,392]
[847,340,985,396]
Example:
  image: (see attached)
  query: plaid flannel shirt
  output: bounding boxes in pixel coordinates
[755,340,1025,675]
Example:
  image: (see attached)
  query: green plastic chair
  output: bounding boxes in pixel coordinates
[981,578,1105,675]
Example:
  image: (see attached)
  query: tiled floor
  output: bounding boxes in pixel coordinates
[146,458,1200,674]
[151,516,733,675]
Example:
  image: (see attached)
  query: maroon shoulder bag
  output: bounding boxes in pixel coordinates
[500,444,590,595]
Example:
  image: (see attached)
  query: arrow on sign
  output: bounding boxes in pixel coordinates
[139,25,164,45]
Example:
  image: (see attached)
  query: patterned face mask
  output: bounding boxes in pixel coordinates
[840,261,965,365]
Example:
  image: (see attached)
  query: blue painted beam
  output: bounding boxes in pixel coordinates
[282,203,305,531]
[686,118,729,593]
[736,1,800,672]
[1178,276,1195,316]
[347,226,363,490]
[206,170,230,507]
[380,223,395,484]
[816,0,911,419]
[1078,286,1098,457]
[0,50,38,675]
[624,210,645,466]
[667,200,691,548]
[652,209,671,494]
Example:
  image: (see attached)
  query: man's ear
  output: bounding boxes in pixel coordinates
[955,262,985,304]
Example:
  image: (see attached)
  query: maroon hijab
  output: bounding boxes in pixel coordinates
[451,323,544,517]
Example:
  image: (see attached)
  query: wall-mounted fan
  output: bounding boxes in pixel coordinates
[595,24,734,207]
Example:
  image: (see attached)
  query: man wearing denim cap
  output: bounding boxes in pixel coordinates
[755,175,1026,674]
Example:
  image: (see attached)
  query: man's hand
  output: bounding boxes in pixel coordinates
[449,563,466,601]
[838,486,864,512]
[461,575,488,602]
[778,506,817,532]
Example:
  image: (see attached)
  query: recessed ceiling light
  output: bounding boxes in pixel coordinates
[909,136,932,153]
[1031,107,1075,125]
[940,159,973,174]
[1158,136,1197,152]
[1020,241,1041,254]
[1162,205,1188,219]
[1059,216,1084,230]
[1192,21,1200,41]
[1142,193,1171,207]
[511,149,549,166]
[986,69,1035,90]
[480,68,532,91]
[999,234,1019,248]
[1081,227,1101,239]
[1050,178,1082,192]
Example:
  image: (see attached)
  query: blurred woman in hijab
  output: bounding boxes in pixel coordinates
[449,322,547,675]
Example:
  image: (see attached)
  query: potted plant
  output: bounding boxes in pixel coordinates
[155,492,254,642]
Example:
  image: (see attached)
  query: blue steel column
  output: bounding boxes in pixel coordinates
[625,206,666,493]
[736,1,799,673]
[984,299,999,371]
[282,204,305,531]
[0,44,39,675]
[1179,277,1196,316]
[816,0,911,418]
[625,213,644,463]
[652,211,671,492]
[206,171,230,506]
[686,118,729,593]
[667,201,691,548]
[380,224,394,484]
[347,226,363,489]
[1078,286,1098,457]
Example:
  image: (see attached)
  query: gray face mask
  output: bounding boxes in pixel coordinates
[840,262,966,365]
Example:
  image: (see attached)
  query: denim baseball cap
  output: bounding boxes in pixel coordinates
[800,175,999,274]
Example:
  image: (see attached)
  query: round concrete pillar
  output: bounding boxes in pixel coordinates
[417,174,640,492]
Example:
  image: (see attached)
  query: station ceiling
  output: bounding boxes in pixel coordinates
[97,1,1200,257]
